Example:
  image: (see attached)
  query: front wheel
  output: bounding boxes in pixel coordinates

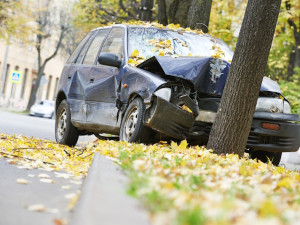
[55,100,79,147]
[120,97,153,143]
[250,150,282,166]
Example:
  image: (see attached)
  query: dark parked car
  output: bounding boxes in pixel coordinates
[55,24,300,165]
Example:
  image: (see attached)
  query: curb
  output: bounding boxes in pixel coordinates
[70,153,150,225]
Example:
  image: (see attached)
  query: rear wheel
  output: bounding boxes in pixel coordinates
[120,97,153,143]
[55,100,79,147]
[250,150,282,166]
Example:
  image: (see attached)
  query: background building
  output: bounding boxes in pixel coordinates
[0,0,75,110]
[0,41,66,109]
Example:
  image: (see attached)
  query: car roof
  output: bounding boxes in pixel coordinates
[91,24,213,38]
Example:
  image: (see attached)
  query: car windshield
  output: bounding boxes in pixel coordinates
[39,101,54,106]
[128,27,234,62]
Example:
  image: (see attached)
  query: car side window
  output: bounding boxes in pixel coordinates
[75,31,98,64]
[100,27,124,60]
[66,32,91,64]
[82,29,109,65]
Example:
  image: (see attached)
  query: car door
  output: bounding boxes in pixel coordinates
[84,27,125,134]
[66,30,98,122]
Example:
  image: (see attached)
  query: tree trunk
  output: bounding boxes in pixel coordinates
[26,66,45,111]
[287,46,296,79]
[187,0,212,32]
[294,31,300,68]
[207,0,282,157]
[157,0,168,25]
[167,0,191,27]
[162,0,212,32]
[140,0,154,21]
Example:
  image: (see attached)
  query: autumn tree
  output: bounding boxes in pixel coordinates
[26,1,72,111]
[74,0,141,33]
[0,0,35,43]
[207,0,282,156]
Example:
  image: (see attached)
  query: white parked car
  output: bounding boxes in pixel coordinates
[30,100,55,119]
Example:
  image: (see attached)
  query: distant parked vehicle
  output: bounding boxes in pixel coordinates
[30,100,55,119]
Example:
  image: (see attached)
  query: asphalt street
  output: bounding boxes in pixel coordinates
[0,159,82,225]
[0,109,96,143]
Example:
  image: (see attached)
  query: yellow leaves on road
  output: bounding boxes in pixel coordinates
[0,134,93,178]
[1,133,300,225]
[27,204,58,213]
[16,178,28,184]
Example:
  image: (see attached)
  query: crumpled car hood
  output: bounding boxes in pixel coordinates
[138,56,281,95]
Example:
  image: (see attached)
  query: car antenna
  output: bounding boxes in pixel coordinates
[196,23,209,32]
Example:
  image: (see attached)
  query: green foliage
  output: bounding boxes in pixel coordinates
[279,70,300,115]
[210,0,247,49]
[0,0,36,43]
[267,0,299,80]
[74,0,141,33]
[176,207,207,225]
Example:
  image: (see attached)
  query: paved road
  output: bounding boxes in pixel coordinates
[0,159,82,225]
[0,109,95,144]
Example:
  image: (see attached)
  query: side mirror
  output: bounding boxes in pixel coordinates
[98,53,122,68]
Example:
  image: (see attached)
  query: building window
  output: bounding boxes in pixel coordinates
[46,75,52,100]
[21,68,28,99]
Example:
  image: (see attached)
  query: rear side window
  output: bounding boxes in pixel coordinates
[66,32,91,64]
[82,29,109,65]
[75,31,98,64]
[100,27,124,60]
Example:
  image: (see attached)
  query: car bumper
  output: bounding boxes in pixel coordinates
[145,97,196,139]
[246,112,300,152]
[30,112,53,118]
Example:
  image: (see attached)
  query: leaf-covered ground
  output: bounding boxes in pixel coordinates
[1,134,300,225]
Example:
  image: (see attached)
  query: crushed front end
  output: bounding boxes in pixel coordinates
[144,81,199,139]
[139,56,300,152]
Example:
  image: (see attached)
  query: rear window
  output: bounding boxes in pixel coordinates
[66,32,92,64]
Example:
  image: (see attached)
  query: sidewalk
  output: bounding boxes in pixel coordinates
[70,153,150,225]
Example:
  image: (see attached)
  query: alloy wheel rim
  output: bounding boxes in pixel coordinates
[57,108,67,140]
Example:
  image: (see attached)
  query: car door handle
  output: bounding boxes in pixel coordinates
[90,78,94,83]
[68,75,72,79]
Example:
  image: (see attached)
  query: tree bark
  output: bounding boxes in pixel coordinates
[207,0,282,157]
[157,0,168,25]
[287,46,296,79]
[167,0,190,27]
[139,0,154,21]
[187,0,212,32]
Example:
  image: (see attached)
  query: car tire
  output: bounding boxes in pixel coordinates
[120,97,153,143]
[55,100,79,147]
[250,150,282,166]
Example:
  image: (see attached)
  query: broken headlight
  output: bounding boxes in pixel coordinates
[154,88,171,102]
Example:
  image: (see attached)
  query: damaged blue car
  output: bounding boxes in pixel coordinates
[55,24,300,165]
